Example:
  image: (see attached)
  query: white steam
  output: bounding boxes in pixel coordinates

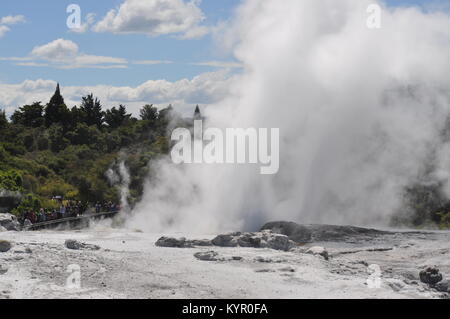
[128,0,450,233]
[106,160,131,213]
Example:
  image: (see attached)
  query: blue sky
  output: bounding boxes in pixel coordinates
[0,0,445,115]
[0,0,242,87]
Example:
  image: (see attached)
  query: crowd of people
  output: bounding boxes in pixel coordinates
[19,201,120,225]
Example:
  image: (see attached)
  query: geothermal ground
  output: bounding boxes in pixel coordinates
[0,223,449,299]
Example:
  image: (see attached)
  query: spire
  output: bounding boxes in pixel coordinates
[194,105,202,120]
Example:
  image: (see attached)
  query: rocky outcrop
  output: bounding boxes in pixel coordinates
[0,213,21,231]
[212,231,295,251]
[156,237,190,248]
[65,239,100,251]
[0,240,12,252]
[261,221,390,243]
[419,266,443,285]
[155,237,212,248]
[156,231,295,251]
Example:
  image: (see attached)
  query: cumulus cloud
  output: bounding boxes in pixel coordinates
[0,15,26,25]
[93,0,209,39]
[0,70,233,116]
[1,38,128,69]
[0,15,25,38]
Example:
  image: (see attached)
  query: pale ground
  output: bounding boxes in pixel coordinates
[0,223,449,299]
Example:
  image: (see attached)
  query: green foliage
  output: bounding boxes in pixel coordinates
[11,102,44,127]
[80,94,104,128]
[0,83,189,215]
[105,105,132,129]
[0,169,23,192]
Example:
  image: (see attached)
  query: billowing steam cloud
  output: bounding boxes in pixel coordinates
[128,0,450,234]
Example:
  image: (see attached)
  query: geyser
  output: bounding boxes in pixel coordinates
[128,0,450,234]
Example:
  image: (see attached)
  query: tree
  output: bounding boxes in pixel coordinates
[105,105,131,129]
[11,102,44,127]
[44,84,70,127]
[0,109,8,129]
[140,104,158,121]
[79,94,104,128]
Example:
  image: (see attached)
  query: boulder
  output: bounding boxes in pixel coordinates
[65,239,100,251]
[266,233,295,251]
[0,240,12,252]
[419,266,443,285]
[211,233,240,247]
[155,237,189,248]
[0,226,7,232]
[194,251,219,261]
[306,246,329,260]
[0,213,21,231]
[435,279,450,293]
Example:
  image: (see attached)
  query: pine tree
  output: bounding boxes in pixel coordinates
[80,94,104,128]
[44,83,70,127]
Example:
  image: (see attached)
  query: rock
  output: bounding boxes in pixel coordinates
[266,234,295,251]
[255,256,273,263]
[0,240,12,252]
[65,239,100,251]
[0,226,6,232]
[261,221,390,243]
[435,279,450,293]
[212,231,295,251]
[0,213,21,231]
[194,251,219,261]
[211,233,240,247]
[155,237,189,248]
[419,266,443,285]
[155,237,213,248]
[190,239,213,247]
[306,246,329,260]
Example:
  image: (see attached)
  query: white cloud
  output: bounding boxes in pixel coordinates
[133,60,173,65]
[0,71,234,116]
[0,15,25,38]
[192,61,243,68]
[31,38,79,61]
[93,0,209,39]
[1,38,128,69]
[0,15,26,25]
[0,25,10,38]
[69,13,96,34]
